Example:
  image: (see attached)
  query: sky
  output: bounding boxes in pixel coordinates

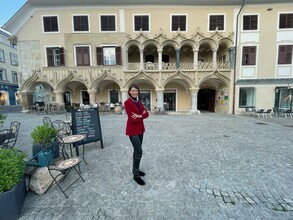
[0,0,27,27]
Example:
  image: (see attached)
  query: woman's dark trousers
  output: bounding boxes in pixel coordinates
[129,134,143,177]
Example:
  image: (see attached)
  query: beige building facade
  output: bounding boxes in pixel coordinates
[3,0,293,114]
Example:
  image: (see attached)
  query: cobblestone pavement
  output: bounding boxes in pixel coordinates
[3,112,293,219]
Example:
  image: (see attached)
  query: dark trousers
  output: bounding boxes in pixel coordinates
[129,134,143,177]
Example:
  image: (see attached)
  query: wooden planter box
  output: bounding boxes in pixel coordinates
[0,177,27,220]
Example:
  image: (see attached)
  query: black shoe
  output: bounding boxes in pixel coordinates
[139,171,145,176]
[133,176,145,185]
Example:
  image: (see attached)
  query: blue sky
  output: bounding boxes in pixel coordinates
[0,0,27,27]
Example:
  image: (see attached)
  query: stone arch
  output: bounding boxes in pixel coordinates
[125,73,158,89]
[161,40,178,49]
[162,71,193,89]
[199,70,229,89]
[218,37,234,49]
[179,39,196,49]
[125,39,141,48]
[56,72,89,92]
[91,73,122,91]
[198,38,217,50]
[142,39,160,49]
[22,71,54,92]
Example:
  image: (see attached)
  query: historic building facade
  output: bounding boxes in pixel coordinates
[2,0,293,114]
[0,28,19,105]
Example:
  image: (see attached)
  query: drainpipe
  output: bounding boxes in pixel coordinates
[232,0,245,114]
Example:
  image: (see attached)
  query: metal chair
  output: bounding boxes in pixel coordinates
[46,136,85,198]
[51,120,71,137]
[1,121,21,149]
[43,116,52,126]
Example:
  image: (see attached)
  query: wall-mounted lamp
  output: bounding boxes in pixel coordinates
[267,8,273,11]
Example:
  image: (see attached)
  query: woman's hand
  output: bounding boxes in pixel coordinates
[131,112,142,119]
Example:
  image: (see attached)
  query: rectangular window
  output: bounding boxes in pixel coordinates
[12,71,18,83]
[43,16,59,32]
[0,49,4,62]
[209,15,224,31]
[46,47,65,66]
[96,46,121,66]
[243,15,258,30]
[171,15,186,31]
[278,45,292,64]
[0,69,7,81]
[242,46,256,65]
[10,53,18,66]
[279,13,293,29]
[100,15,116,31]
[75,46,90,66]
[73,15,89,31]
[239,87,255,107]
[134,15,149,31]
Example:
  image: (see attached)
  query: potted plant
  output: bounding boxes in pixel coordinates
[31,124,59,158]
[0,148,27,220]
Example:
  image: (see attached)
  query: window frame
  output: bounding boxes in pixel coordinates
[208,13,226,32]
[96,46,122,66]
[72,14,90,32]
[74,45,91,66]
[242,14,259,32]
[0,69,7,81]
[241,46,257,66]
[10,53,18,66]
[239,87,256,108]
[12,71,18,84]
[0,49,4,62]
[100,14,117,32]
[170,14,188,32]
[278,12,293,30]
[45,46,65,67]
[277,44,293,65]
[133,14,150,32]
[42,15,60,33]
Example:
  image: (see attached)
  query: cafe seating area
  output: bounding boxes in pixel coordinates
[243,107,293,118]
[0,121,21,149]
[28,102,67,115]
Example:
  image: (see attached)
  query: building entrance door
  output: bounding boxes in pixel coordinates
[81,90,89,104]
[164,90,176,111]
[198,89,215,112]
[139,90,151,111]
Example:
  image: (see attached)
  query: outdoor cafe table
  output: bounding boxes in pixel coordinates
[62,134,87,165]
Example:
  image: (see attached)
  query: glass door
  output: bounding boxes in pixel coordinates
[164,90,176,111]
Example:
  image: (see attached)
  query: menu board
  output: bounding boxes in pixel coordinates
[71,108,103,148]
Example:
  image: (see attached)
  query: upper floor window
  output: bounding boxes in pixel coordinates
[243,15,258,31]
[10,53,18,66]
[43,16,59,32]
[46,47,65,67]
[73,15,89,32]
[0,69,7,81]
[0,49,4,62]
[279,13,293,29]
[171,15,187,31]
[134,15,149,31]
[100,15,116,32]
[75,46,91,66]
[209,14,225,31]
[96,46,121,66]
[12,71,18,84]
[242,46,256,65]
[278,45,292,64]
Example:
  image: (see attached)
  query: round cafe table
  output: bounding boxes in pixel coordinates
[62,134,87,165]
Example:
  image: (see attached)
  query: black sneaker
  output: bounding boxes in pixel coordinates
[139,171,145,176]
[133,176,145,185]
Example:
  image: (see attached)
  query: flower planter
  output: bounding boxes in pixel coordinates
[0,177,27,220]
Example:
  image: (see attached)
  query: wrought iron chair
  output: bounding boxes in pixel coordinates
[1,121,21,149]
[46,136,85,198]
[51,120,71,137]
[43,116,52,126]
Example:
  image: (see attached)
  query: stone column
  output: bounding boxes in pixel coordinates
[121,89,128,104]
[190,88,201,114]
[212,48,217,70]
[140,48,144,71]
[176,48,180,69]
[54,91,63,104]
[18,90,29,112]
[193,49,199,70]
[158,49,162,70]
[87,89,97,105]
[156,89,164,110]
[125,47,129,70]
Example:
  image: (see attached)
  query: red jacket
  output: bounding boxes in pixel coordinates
[124,98,149,136]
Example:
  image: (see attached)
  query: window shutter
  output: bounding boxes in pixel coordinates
[46,48,53,67]
[96,47,103,65]
[59,47,65,66]
[116,47,122,65]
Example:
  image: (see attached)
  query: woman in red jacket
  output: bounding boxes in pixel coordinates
[124,83,149,185]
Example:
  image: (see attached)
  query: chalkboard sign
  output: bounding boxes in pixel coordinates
[71,108,103,148]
